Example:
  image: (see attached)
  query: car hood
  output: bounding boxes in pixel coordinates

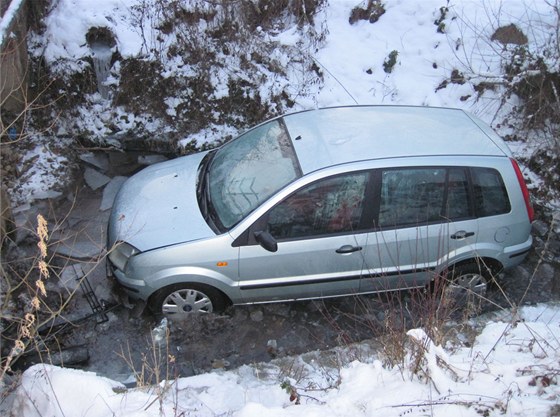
[108,151,215,252]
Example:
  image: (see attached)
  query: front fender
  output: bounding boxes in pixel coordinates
[144,266,241,303]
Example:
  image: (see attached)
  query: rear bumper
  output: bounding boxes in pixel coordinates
[502,234,533,267]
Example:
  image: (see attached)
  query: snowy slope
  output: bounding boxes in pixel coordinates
[15,0,557,206]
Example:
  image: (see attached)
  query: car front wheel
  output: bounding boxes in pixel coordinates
[150,283,227,317]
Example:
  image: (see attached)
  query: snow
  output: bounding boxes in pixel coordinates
[14,139,69,201]
[0,0,25,47]
[24,0,557,149]
[5,0,560,415]
[10,303,560,416]
[15,0,554,210]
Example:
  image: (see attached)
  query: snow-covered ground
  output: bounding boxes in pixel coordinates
[3,0,560,415]
[10,303,560,417]
[33,0,555,116]
[11,0,557,207]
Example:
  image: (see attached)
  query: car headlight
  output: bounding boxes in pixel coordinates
[108,241,140,272]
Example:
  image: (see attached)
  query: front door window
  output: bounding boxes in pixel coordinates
[267,172,369,240]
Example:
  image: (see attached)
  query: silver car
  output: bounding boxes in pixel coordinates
[107,106,533,317]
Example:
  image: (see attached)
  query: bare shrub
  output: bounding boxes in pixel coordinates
[383,50,399,73]
[438,0,560,204]
[314,281,459,373]
[0,186,15,253]
[118,319,177,388]
[1,215,50,381]
[438,2,558,130]
[2,33,88,387]
[27,0,328,152]
[349,0,386,25]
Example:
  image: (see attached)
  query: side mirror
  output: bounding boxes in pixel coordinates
[254,230,278,252]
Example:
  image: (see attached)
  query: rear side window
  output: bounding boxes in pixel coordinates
[377,166,509,229]
[471,167,510,217]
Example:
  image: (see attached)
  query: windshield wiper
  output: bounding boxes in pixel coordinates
[197,151,215,219]
[197,151,224,233]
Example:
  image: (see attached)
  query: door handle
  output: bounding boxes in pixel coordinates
[336,245,362,254]
[450,231,475,240]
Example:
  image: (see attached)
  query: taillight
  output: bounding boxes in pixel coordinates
[510,158,534,223]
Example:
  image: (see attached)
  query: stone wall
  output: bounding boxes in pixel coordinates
[0,0,28,115]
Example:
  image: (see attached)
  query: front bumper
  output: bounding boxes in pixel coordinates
[107,258,149,300]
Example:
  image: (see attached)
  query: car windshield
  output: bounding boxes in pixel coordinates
[207,118,302,229]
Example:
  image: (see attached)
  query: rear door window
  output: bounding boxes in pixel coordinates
[445,167,471,220]
[378,168,446,228]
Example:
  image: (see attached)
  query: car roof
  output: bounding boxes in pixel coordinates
[282,106,511,175]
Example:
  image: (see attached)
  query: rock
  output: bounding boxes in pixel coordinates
[84,167,111,190]
[15,346,90,370]
[211,358,230,369]
[108,151,142,176]
[547,240,560,257]
[266,339,278,357]
[138,154,167,166]
[100,176,127,211]
[250,309,264,322]
[59,264,84,293]
[532,220,549,238]
[80,152,110,172]
[32,190,63,200]
[553,211,560,235]
[491,24,528,45]
[151,318,169,346]
[12,203,31,215]
[52,236,103,260]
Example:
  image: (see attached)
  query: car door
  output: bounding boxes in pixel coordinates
[360,167,478,292]
[237,171,371,303]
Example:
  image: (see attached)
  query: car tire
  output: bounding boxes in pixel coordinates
[150,283,227,317]
[442,262,491,312]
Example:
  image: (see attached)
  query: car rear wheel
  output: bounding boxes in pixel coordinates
[150,283,227,317]
[443,262,491,312]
